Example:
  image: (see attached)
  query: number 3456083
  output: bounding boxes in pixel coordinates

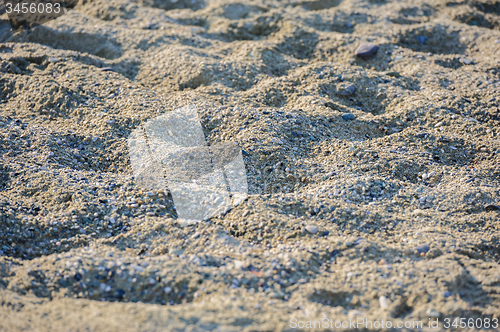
[443,318,498,329]
[5,2,61,14]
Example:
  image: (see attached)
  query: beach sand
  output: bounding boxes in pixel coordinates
[0,0,500,330]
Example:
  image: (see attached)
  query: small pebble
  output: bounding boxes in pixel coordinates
[379,296,388,309]
[341,113,356,121]
[305,225,318,234]
[413,243,430,254]
[416,35,427,45]
[460,58,473,65]
[355,43,379,59]
[422,171,436,180]
[335,83,356,96]
[485,204,500,211]
[385,71,400,77]
[413,209,428,217]
[348,310,363,318]
[233,260,244,269]
[116,289,125,298]
[426,308,441,318]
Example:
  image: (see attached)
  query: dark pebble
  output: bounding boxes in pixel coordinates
[416,36,427,45]
[413,243,430,254]
[310,207,320,215]
[100,67,114,72]
[444,291,451,298]
[341,113,356,121]
[325,102,335,110]
[485,204,500,211]
[355,43,379,60]
[353,237,364,246]
[336,83,356,96]
[116,289,125,299]
[385,71,400,78]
